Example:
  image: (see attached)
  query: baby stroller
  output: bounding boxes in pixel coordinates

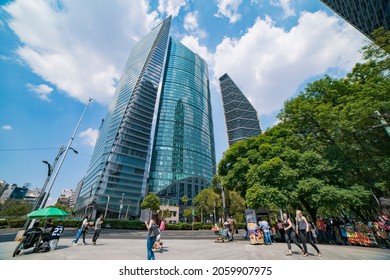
[13,225,44,257]
[215,222,233,243]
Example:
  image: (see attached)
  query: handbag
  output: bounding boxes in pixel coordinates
[149,226,160,238]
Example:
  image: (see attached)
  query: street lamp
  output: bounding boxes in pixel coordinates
[40,97,92,209]
[118,193,125,220]
[38,146,78,209]
[104,194,110,219]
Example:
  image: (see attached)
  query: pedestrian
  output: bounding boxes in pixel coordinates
[145,212,160,260]
[72,216,89,246]
[244,224,249,240]
[228,217,236,241]
[316,216,328,244]
[282,213,304,256]
[296,210,322,257]
[92,214,104,245]
[259,218,272,245]
[308,221,318,244]
[277,219,285,242]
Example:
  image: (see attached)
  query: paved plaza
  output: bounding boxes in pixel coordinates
[1,237,389,260]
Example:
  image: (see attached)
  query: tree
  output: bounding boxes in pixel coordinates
[181,195,188,209]
[218,38,390,220]
[226,190,245,221]
[140,193,160,212]
[159,208,172,220]
[193,188,221,222]
[0,199,33,218]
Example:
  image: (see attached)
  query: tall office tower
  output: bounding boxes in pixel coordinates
[75,17,215,219]
[148,38,216,205]
[219,73,261,146]
[320,0,390,40]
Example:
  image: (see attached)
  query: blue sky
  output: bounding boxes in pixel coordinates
[0,0,368,205]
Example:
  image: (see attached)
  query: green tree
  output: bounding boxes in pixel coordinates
[140,192,160,212]
[193,188,221,222]
[159,208,172,220]
[0,199,33,218]
[218,37,390,220]
[181,195,188,209]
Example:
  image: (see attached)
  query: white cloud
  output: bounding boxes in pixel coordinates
[180,35,213,63]
[158,0,188,18]
[184,11,199,31]
[215,0,243,24]
[271,0,296,18]
[2,125,13,130]
[26,83,53,101]
[183,11,206,39]
[3,0,160,105]
[79,128,99,147]
[213,11,365,116]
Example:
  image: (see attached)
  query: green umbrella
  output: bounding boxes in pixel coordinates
[28,207,68,218]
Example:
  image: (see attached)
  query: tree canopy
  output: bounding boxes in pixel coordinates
[218,31,390,221]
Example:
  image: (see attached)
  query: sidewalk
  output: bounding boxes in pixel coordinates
[1,238,389,260]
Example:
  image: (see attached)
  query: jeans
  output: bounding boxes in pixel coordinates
[147,236,156,260]
[73,228,83,243]
[263,231,272,244]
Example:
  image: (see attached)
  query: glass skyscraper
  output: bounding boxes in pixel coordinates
[74,17,215,218]
[320,0,389,40]
[219,73,261,146]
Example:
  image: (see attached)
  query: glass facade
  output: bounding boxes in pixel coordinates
[148,38,216,205]
[75,17,171,218]
[74,18,215,218]
[320,0,390,40]
[219,73,262,146]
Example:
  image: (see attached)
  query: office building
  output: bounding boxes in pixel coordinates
[320,0,390,40]
[74,17,215,219]
[219,73,261,146]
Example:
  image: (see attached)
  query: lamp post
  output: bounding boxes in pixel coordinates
[104,194,110,219]
[40,98,93,209]
[214,165,227,222]
[125,203,130,220]
[38,146,78,209]
[118,193,124,220]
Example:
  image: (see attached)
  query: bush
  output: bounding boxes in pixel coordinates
[0,219,7,228]
[7,219,25,228]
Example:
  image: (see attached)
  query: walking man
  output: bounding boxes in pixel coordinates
[92,214,104,245]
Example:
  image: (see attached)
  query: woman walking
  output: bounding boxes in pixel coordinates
[144,212,160,260]
[296,210,322,257]
[282,213,304,256]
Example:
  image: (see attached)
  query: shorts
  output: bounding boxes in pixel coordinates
[156,234,161,241]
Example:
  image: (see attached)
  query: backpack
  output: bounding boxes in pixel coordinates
[159,220,165,231]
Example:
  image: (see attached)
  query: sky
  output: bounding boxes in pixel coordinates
[0,0,368,205]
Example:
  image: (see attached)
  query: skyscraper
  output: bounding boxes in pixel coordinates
[219,73,261,146]
[74,17,215,218]
[320,0,390,40]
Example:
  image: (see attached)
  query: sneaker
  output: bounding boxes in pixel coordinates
[83,242,88,245]
[72,242,78,246]
[92,242,96,246]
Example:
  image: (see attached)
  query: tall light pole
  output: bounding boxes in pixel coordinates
[40,97,93,209]
[118,193,124,220]
[35,146,64,211]
[104,194,110,219]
